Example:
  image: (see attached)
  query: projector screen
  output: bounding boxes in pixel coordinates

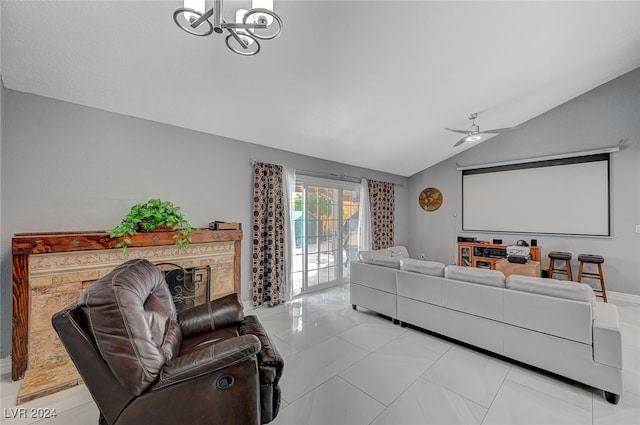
[462,154,610,236]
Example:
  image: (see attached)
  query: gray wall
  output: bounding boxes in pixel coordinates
[0,90,409,357]
[409,67,640,295]
[0,82,4,356]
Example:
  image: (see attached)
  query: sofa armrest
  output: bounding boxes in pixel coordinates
[153,334,260,390]
[593,302,623,369]
[178,293,244,339]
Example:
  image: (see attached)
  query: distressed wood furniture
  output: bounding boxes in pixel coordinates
[12,229,242,404]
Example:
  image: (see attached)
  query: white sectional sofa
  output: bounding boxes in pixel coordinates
[350,248,623,404]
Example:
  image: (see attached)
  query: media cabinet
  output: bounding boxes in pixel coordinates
[457,241,541,270]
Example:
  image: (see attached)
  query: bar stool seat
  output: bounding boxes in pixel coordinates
[578,254,604,264]
[548,251,573,281]
[577,254,608,302]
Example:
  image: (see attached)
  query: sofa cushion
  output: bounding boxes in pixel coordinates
[400,258,445,277]
[506,275,596,308]
[388,246,410,258]
[444,265,506,288]
[358,255,401,269]
[358,247,409,269]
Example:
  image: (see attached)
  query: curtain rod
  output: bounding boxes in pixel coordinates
[249,157,405,187]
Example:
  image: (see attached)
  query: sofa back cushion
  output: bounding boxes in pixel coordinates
[77,259,180,395]
[505,275,596,308]
[504,277,593,344]
[399,259,445,277]
[388,246,410,258]
[358,246,410,269]
[444,265,506,288]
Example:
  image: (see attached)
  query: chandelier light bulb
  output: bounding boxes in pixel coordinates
[252,0,274,25]
[184,0,205,22]
[236,9,255,46]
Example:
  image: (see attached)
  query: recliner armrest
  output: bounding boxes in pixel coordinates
[593,302,623,369]
[153,334,261,390]
[178,293,245,338]
[240,315,284,371]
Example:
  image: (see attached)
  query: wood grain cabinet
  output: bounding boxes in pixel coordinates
[457,242,541,271]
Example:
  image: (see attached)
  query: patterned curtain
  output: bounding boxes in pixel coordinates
[252,162,285,307]
[368,179,395,250]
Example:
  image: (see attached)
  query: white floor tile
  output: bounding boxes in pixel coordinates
[275,312,364,351]
[1,383,94,425]
[621,322,640,352]
[483,379,591,425]
[505,366,593,411]
[337,322,406,352]
[622,347,640,396]
[270,334,300,359]
[30,402,100,425]
[593,389,640,425]
[278,336,368,403]
[423,346,511,408]
[272,377,384,425]
[370,377,487,425]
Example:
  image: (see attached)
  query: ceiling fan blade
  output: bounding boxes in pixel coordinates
[482,125,524,134]
[453,136,468,147]
[445,127,471,134]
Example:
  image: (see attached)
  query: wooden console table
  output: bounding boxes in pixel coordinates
[457,242,541,270]
[495,258,541,278]
[12,229,241,403]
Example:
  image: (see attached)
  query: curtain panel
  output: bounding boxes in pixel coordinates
[251,162,285,307]
[367,179,395,250]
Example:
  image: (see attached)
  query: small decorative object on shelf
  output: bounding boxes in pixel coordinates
[209,221,242,230]
[108,199,195,252]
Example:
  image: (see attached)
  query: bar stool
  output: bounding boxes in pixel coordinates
[577,254,607,302]
[548,251,573,281]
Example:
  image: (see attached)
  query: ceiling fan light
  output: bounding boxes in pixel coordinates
[252,0,274,25]
[466,135,483,142]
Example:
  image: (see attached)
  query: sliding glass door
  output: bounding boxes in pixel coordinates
[290,177,360,296]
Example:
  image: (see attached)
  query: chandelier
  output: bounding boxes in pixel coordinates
[173,0,283,56]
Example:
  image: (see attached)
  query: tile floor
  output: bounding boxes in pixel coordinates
[1,284,639,424]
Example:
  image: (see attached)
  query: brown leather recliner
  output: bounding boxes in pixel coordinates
[52,259,283,425]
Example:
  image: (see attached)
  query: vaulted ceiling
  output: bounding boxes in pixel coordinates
[2,1,640,176]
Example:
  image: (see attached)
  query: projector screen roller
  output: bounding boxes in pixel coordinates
[462,154,610,236]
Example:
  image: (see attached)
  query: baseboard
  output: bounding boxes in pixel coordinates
[607,291,640,304]
[243,300,256,311]
[1,356,11,376]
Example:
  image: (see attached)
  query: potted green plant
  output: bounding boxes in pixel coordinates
[108,199,196,252]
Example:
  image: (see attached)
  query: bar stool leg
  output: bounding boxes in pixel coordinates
[577,261,584,282]
[597,263,608,302]
[549,259,556,278]
[565,260,573,281]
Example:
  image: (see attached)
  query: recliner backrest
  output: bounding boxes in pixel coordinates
[76,259,182,395]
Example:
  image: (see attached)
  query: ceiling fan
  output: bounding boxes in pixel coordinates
[446,113,523,147]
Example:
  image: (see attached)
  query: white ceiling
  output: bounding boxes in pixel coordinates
[2,1,640,177]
